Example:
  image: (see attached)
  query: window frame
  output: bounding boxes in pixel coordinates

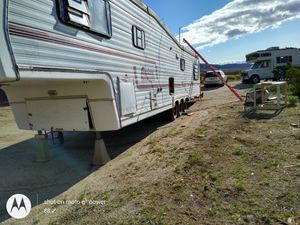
[276,56,293,64]
[260,53,271,57]
[132,25,146,50]
[180,58,185,71]
[193,63,200,81]
[57,0,112,38]
[169,77,175,95]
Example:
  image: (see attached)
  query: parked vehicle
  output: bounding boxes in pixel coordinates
[240,47,300,84]
[0,0,200,132]
[204,70,227,86]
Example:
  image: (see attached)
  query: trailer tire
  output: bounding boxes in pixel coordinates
[251,75,260,84]
[168,104,178,121]
[182,100,188,113]
[178,101,183,117]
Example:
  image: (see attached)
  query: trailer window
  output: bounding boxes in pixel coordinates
[251,61,262,69]
[277,56,292,64]
[261,61,270,68]
[193,64,199,80]
[246,53,259,62]
[58,0,112,38]
[260,53,271,57]
[180,58,185,71]
[132,26,145,50]
[169,77,175,95]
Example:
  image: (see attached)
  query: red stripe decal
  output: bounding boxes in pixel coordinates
[8,23,156,65]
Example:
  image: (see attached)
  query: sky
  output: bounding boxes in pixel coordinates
[141,0,300,64]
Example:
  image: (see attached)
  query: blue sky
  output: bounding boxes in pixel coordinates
[142,0,300,64]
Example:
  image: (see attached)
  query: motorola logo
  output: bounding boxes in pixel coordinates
[6,194,32,219]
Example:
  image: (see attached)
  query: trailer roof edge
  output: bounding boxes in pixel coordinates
[129,0,197,58]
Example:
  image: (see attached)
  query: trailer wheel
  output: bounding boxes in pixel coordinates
[178,101,183,117]
[168,104,178,121]
[182,100,188,113]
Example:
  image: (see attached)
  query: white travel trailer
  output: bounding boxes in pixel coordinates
[241,47,300,83]
[0,0,200,134]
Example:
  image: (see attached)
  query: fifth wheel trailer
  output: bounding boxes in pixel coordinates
[240,47,300,83]
[0,0,200,133]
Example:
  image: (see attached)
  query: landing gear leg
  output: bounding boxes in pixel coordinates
[92,132,110,166]
[34,130,50,162]
[57,131,64,144]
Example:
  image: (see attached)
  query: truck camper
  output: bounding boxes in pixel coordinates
[241,47,300,83]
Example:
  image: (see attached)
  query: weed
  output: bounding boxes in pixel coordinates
[174,164,184,174]
[172,180,183,191]
[234,182,246,192]
[187,151,202,166]
[247,198,257,207]
[209,174,218,182]
[266,143,278,150]
[259,215,272,224]
[190,127,205,138]
[207,208,217,217]
[32,219,39,225]
[78,193,86,201]
[97,191,111,201]
[148,138,163,153]
[148,138,157,148]
[230,214,241,221]
[297,154,300,160]
[168,130,181,137]
[286,67,300,96]
[232,148,244,156]
[287,96,299,107]
[263,159,279,169]
[111,189,140,205]
[140,209,167,225]
[277,191,297,204]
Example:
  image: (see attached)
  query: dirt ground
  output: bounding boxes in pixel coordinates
[1,83,299,225]
[0,108,34,149]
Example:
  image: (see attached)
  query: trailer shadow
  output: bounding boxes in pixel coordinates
[0,115,168,222]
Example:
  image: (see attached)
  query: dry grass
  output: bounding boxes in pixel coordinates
[5,102,300,225]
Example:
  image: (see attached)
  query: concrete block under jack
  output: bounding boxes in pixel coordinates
[92,138,110,166]
[34,134,50,162]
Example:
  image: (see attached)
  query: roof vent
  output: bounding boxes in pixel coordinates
[266,47,280,50]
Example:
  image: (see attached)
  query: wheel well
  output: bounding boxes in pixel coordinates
[251,74,260,79]
[0,88,9,106]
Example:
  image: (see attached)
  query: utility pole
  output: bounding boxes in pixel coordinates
[179,26,182,45]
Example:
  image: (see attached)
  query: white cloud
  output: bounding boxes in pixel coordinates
[180,0,300,49]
